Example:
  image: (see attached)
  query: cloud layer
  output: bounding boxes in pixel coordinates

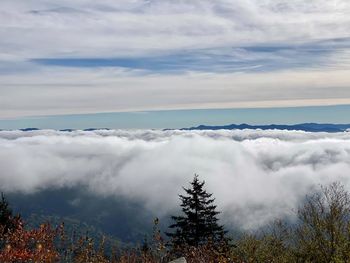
[2,67,350,119]
[1,129,350,229]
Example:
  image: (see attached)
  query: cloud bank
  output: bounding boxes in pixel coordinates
[1,129,350,229]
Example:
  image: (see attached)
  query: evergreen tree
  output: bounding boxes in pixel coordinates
[167,175,227,247]
[0,192,17,234]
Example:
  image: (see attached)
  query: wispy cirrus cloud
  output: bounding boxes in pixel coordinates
[31,39,350,73]
[1,0,350,119]
[1,65,350,119]
[1,0,350,59]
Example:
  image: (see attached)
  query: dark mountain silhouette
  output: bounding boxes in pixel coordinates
[2,124,350,133]
[182,123,350,133]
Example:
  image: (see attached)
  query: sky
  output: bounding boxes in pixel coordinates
[2,1,350,236]
[1,105,350,130]
[1,0,350,128]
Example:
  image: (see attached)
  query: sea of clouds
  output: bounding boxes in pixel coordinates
[1,129,350,230]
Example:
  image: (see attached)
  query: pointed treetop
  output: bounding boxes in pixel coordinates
[167,174,228,248]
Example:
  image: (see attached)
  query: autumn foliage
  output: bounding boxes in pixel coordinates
[0,218,60,262]
[3,182,350,262]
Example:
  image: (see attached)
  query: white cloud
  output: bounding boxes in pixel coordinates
[1,129,350,229]
[1,0,350,59]
[1,66,350,118]
[1,0,350,118]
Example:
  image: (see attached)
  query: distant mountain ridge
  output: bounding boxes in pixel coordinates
[182,123,350,133]
[1,124,350,133]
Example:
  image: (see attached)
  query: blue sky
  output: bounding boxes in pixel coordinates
[32,39,348,73]
[1,1,350,128]
[1,105,350,130]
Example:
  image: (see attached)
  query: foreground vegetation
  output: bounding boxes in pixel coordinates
[2,180,350,262]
